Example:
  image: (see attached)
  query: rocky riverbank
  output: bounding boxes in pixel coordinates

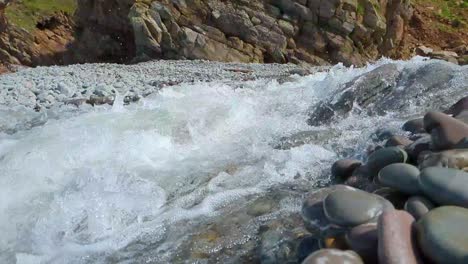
[298,98,468,263]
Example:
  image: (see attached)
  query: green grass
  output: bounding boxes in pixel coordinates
[5,0,77,31]
[415,0,467,22]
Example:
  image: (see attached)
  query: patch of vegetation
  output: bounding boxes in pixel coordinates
[415,0,467,24]
[5,0,77,31]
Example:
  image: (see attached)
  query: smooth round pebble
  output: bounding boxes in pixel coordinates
[323,188,394,227]
[367,147,408,176]
[377,163,421,195]
[424,111,468,150]
[419,167,468,207]
[302,249,364,264]
[404,196,434,220]
[417,206,468,264]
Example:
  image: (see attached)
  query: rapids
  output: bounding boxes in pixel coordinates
[0,58,466,263]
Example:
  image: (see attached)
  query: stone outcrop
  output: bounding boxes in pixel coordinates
[0,1,75,67]
[69,0,415,66]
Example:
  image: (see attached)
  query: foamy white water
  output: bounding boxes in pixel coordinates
[0,58,466,263]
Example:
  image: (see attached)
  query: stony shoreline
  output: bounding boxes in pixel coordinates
[0,60,323,110]
[299,96,468,263]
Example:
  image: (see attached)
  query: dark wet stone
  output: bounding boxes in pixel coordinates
[378,210,423,264]
[403,118,426,134]
[323,187,394,227]
[424,111,468,150]
[404,196,435,220]
[373,187,409,209]
[419,167,468,207]
[445,96,468,117]
[332,159,362,181]
[385,135,414,148]
[419,149,468,170]
[377,163,421,195]
[417,206,468,264]
[301,185,351,236]
[455,110,468,124]
[367,147,408,177]
[297,236,321,263]
[346,223,378,263]
[302,249,364,264]
[405,135,431,161]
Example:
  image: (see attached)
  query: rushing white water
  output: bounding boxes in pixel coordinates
[0,58,466,263]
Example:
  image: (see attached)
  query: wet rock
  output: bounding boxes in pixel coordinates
[416,206,468,264]
[424,111,468,150]
[373,187,409,209]
[367,147,408,177]
[378,210,423,264]
[302,249,364,264]
[446,96,468,117]
[404,196,435,220]
[307,64,401,126]
[385,135,413,147]
[301,185,351,236]
[455,110,468,124]
[419,149,468,170]
[346,223,378,263]
[377,163,420,195]
[405,135,432,161]
[331,159,362,181]
[403,118,426,134]
[419,167,468,207]
[323,187,394,227]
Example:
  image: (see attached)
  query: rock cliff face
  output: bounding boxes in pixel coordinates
[0,1,74,67]
[71,0,414,66]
